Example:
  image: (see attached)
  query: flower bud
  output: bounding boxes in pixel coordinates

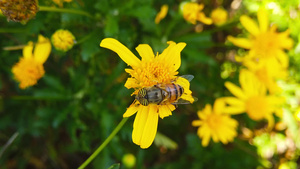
[51,29,76,52]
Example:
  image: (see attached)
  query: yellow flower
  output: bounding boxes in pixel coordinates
[192,99,238,147]
[100,38,195,148]
[222,69,284,129]
[51,29,76,52]
[181,2,212,25]
[211,7,228,26]
[12,35,51,89]
[155,5,168,24]
[227,8,293,69]
[0,0,38,23]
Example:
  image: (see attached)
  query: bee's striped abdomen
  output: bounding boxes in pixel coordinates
[165,83,183,103]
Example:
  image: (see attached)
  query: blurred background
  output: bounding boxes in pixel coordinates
[0,0,300,168]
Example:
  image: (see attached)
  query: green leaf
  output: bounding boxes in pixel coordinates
[104,15,119,37]
[80,32,101,62]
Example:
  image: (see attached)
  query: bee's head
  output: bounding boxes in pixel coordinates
[136,88,149,106]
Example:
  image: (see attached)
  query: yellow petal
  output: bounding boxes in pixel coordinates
[222,105,246,115]
[200,130,211,147]
[167,104,175,111]
[240,15,260,36]
[197,3,204,11]
[278,30,294,49]
[225,82,247,100]
[34,35,51,64]
[155,5,168,24]
[191,120,202,126]
[123,104,139,117]
[100,38,141,67]
[125,68,133,74]
[23,41,34,59]
[267,96,285,106]
[276,50,289,68]
[223,97,245,107]
[132,106,149,146]
[124,77,139,89]
[197,12,213,25]
[213,98,225,114]
[140,105,159,149]
[257,8,269,32]
[158,105,172,119]
[239,69,255,96]
[135,44,155,62]
[266,114,274,130]
[227,36,252,49]
[160,42,186,71]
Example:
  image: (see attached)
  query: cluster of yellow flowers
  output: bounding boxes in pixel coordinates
[191,8,294,147]
[225,7,293,128]
[155,2,228,27]
[11,29,76,89]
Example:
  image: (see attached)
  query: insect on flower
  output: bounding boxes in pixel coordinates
[135,75,197,106]
[100,38,196,148]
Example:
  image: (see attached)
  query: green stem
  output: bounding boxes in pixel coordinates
[78,118,129,169]
[39,6,94,18]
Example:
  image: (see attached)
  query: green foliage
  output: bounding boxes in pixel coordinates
[0,0,300,169]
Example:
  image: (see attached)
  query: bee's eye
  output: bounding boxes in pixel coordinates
[138,88,147,97]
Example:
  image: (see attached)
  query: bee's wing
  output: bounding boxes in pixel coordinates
[172,97,198,105]
[180,75,194,82]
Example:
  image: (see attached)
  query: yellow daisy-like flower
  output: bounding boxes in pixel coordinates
[181,2,212,25]
[223,69,284,129]
[155,5,168,24]
[227,8,293,69]
[192,99,238,147]
[210,7,228,26]
[100,38,195,149]
[12,35,51,89]
[51,29,76,52]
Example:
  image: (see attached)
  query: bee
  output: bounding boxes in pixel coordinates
[135,75,195,106]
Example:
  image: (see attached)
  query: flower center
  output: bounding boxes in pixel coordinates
[134,59,177,87]
[252,32,279,58]
[206,113,223,130]
[246,96,269,120]
[255,67,269,84]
